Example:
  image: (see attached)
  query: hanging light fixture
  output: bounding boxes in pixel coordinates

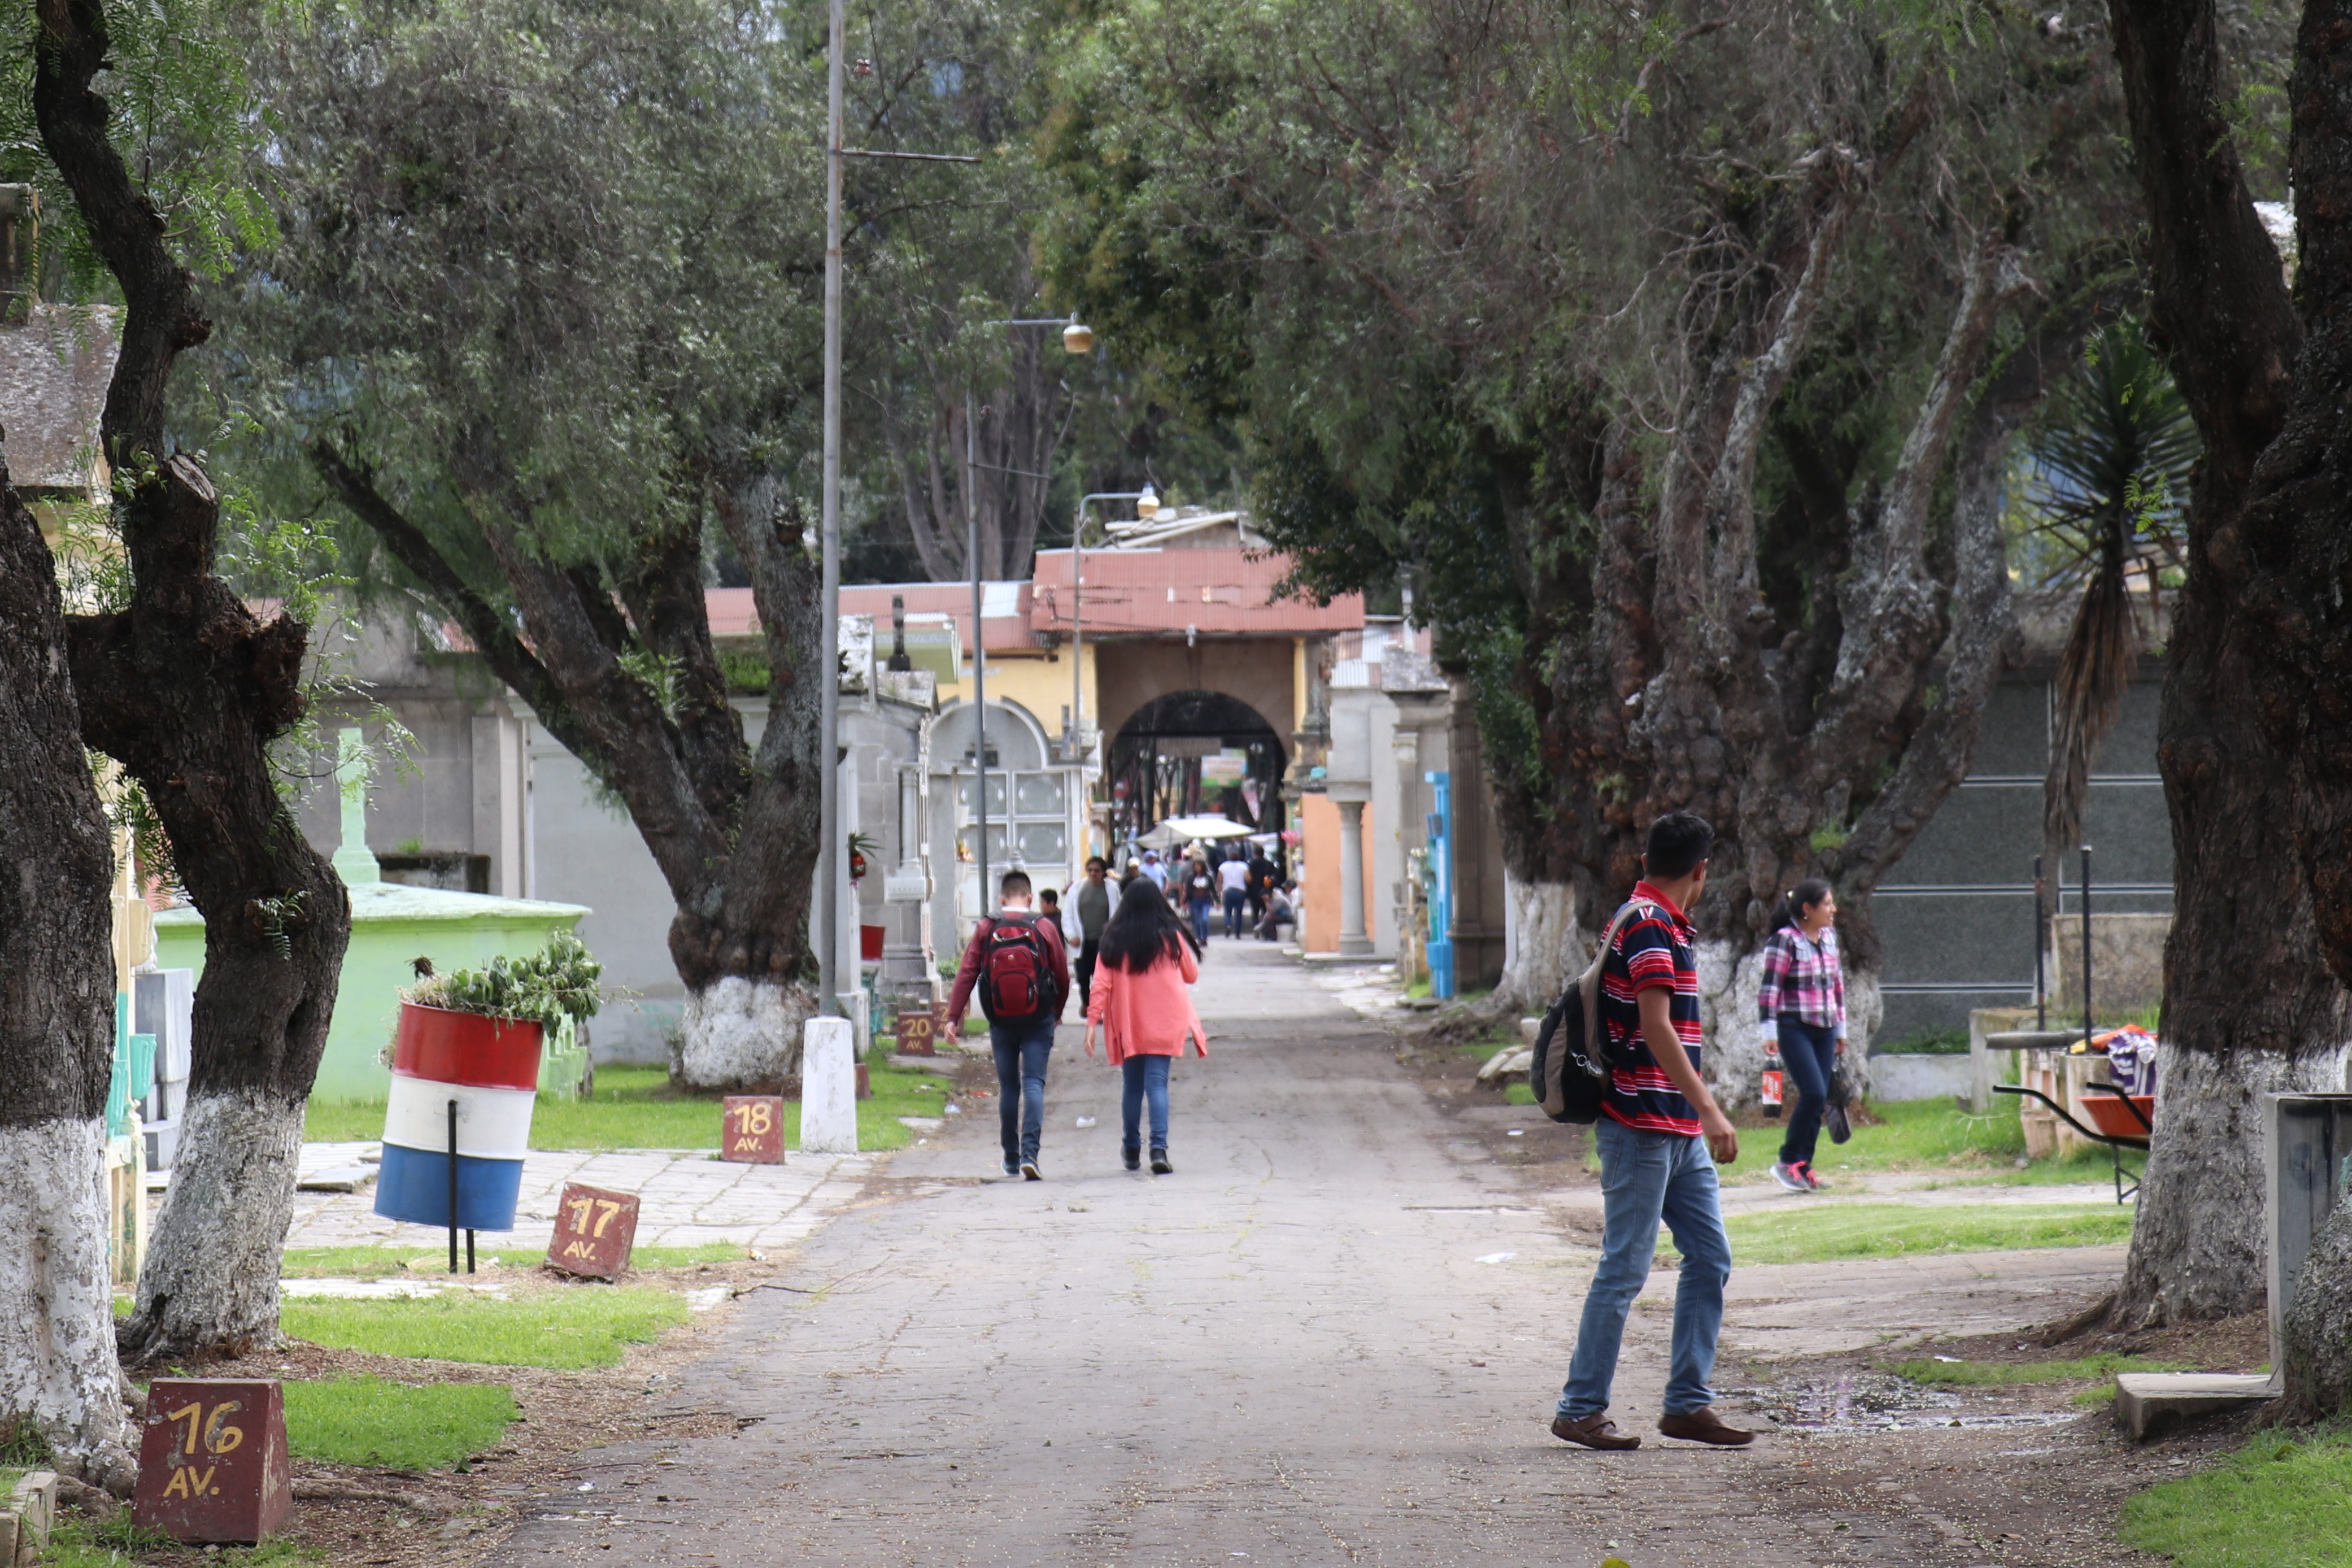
[1135,484,1160,520]
[1062,318,1096,355]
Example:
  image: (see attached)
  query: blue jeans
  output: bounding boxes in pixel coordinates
[1557,1116,1732,1420]
[990,1017,1055,1167]
[1222,887,1247,938]
[1121,1054,1171,1152]
[1776,1016,1839,1168]
[1189,901,1213,946]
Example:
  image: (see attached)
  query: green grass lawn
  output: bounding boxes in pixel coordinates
[283,1377,516,1470]
[1889,1352,2186,1386]
[1727,1096,2119,1187]
[39,1521,313,1567]
[2120,1428,2352,1567]
[1721,1201,2135,1264]
[305,1056,947,1152]
[280,1241,743,1278]
[281,1284,689,1369]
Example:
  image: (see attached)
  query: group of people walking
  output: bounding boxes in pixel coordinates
[1127,844,1293,945]
[944,805,1849,1461]
[945,864,1208,1181]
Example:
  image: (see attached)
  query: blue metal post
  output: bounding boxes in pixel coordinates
[1425,770,1454,999]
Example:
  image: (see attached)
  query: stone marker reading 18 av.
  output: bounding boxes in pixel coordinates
[721,1094,787,1163]
[546,1181,642,1279]
[895,1009,937,1056]
[133,1378,291,1544]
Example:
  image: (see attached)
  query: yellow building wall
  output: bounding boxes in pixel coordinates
[953,644,1098,743]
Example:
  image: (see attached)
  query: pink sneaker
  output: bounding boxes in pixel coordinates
[1796,1161,1830,1191]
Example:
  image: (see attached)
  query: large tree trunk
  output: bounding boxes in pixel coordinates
[37,0,352,1361]
[2098,0,2352,1327]
[312,447,827,1090]
[0,464,135,1488]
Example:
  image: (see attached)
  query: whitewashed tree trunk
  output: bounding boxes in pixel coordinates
[1697,945,1881,1112]
[1499,872,1579,1011]
[0,1120,134,1489]
[674,975,818,1091]
[2115,1043,2349,1327]
[126,1090,305,1361]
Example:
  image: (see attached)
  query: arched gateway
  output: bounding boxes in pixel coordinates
[1108,690,1288,849]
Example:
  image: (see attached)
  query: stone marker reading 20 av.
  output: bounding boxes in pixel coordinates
[895,1008,937,1056]
[133,1378,292,1544]
[546,1181,642,1279]
[721,1095,787,1163]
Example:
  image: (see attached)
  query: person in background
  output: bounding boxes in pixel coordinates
[945,868,1070,1181]
[1038,886,1065,935]
[1084,876,1207,1175]
[1181,853,1217,947]
[1552,809,1750,1451]
[1247,847,1279,925]
[1141,849,1169,890]
[1257,879,1296,942]
[1217,850,1251,938]
[1757,877,1848,1194]
[1074,856,1114,1012]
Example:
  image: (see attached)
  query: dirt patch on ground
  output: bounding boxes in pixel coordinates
[87,1242,902,1565]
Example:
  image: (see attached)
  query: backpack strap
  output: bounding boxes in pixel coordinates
[1579,900,1658,1065]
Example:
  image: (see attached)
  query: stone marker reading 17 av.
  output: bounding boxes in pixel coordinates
[721,1095,787,1163]
[546,1181,642,1279]
[133,1379,291,1544]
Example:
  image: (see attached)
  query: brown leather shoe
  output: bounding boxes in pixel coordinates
[1551,1412,1640,1450]
[1656,1406,1756,1446]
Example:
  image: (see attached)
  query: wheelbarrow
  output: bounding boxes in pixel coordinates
[1993,1079,2151,1204]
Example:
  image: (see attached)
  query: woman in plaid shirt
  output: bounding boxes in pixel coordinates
[1757,878,1846,1192]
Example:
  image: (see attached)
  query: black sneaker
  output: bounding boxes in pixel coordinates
[1021,1158,1042,1181]
[1123,1148,1141,1171]
[1149,1148,1173,1175]
[1004,1161,1020,1177]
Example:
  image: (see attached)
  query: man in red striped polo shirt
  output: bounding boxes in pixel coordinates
[1552,811,1754,1451]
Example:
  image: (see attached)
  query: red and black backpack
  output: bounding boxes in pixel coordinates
[977,913,1056,1021]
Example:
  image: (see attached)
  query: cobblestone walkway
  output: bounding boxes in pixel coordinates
[281,1144,876,1255]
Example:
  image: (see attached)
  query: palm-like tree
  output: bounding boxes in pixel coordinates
[2016,325,2199,866]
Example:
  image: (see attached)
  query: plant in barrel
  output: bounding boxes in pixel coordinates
[374,934,602,1244]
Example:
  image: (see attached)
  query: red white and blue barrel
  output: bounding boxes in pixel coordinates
[373,1005,542,1230]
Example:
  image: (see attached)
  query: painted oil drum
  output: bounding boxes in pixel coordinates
[374,1003,543,1230]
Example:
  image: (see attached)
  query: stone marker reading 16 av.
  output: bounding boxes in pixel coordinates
[133,1378,291,1544]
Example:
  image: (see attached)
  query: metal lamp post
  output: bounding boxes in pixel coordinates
[1068,487,1157,760]
[816,1,977,1017]
[959,316,1097,925]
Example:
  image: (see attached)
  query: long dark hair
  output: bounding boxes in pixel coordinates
[1099,873,1197,972]
[1774,877,1833,935]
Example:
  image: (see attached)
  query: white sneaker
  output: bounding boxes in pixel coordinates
[1770,1161,1810,1193]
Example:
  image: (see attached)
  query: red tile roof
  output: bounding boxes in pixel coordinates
[1027,547,1362,637]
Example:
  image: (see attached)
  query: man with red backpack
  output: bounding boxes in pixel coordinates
[947,868,1072,1181]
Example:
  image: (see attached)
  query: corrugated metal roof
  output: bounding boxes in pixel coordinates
[0,304,117,493]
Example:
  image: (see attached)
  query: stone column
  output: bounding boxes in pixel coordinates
[1337,798,1373,957]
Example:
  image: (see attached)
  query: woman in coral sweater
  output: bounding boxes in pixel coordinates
[1083,876,1209,1174]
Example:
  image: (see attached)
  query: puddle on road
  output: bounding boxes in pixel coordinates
[1738,1372,2079,1434]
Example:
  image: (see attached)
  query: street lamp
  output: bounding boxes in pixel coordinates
[1066,486,1158,766]
[818,2,977,1019]
[960,312,1101,925]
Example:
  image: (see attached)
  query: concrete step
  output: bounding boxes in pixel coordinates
[2115,1371,2277,1440]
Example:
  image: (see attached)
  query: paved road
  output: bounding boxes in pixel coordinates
[487,943,2124,1567]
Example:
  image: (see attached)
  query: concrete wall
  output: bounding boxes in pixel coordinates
[1095,638,1297,751]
